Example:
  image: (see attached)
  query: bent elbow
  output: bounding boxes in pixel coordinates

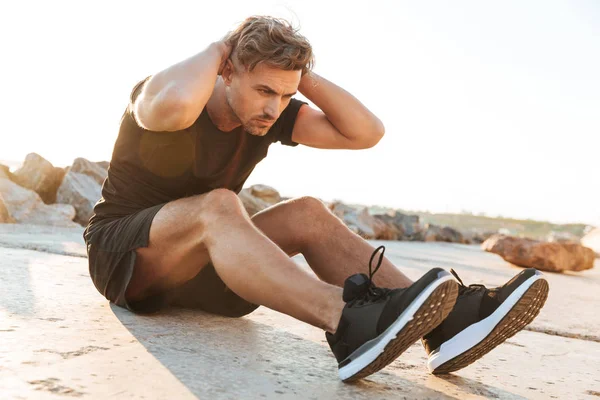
[136,95,196,132]
[363,123,385,149]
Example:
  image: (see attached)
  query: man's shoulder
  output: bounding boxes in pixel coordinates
[269,98,307,147]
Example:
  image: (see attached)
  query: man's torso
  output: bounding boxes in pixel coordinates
[89,77,304,225]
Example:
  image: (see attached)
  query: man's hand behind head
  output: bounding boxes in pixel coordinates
[215,40,233,76]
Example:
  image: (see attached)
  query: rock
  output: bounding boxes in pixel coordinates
[329,201,373,238]
[238,184,284,217]
[239,188,271,217]
[372,211,422,240]
[0,178,78,227]
[0,193,15,223]
[96,161,110,170]
[56,171,102,226]
[356,208,397,240]
[328,201,357,217]
[0,164,13,180]
[71,157,108,185]
[249,184,281,204]
[329,201,396,240]
[441,226,466,243]
[372,215,404,240]
[581,228,600,258]
[423,224,466,243]
[11,153,65,204]
[422,224,442,242]
[464,230,496,244]
[482,234,595,272]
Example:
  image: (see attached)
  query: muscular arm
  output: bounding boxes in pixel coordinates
[134,41,230,132]
[292,72,385,149]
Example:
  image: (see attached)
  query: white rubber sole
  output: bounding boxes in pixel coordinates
[338,274,454,381]
[427,273,543,373]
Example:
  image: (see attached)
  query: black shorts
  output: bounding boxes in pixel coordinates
[83,203,259,316]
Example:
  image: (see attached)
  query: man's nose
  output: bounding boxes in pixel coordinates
[264,97,281,119]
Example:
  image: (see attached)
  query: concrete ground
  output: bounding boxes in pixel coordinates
[1,224,599,399]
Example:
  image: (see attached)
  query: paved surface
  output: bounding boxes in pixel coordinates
[1,225,599,399]
[0,224,86,258]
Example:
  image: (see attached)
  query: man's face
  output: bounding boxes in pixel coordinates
[223,60,302,136]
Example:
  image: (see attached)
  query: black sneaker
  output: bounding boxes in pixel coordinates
[326,246,458,382]
[422,268,549,374]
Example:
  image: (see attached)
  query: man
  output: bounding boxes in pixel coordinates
[84,16,549,382]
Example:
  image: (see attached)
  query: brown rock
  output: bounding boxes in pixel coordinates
[329,202,373,238]
[0,177,78,227]
[56,171,102,226]
[329,201,396,240]
[482,234,595,272]
[71,158,108,185]
[422,224,466,243]
[0,193,15,223]
[372,215,404,240]
[12,153,65,204]
[328,201,355,218]
[441,226,466,243]
[0,164,13,180]
[357,208,397,240]
[238,185,284,217]
[464,230,496,244]
[372,211,422,240]
[423,225,441,242]
[96,161,110,170]
[249,184,281,204]
[238,187,273,217]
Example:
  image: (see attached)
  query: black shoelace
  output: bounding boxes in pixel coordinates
[450,269,487,296]
[351,246,390,306]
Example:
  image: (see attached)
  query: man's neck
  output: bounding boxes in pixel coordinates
[205,78,242,132]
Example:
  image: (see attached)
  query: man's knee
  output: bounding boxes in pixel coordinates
[194,189,251,242]
[200,189,248,220]
[280,196,338,237]
[279,196,342,250]
[286,196,331,218]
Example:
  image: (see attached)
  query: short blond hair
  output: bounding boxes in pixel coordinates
[225,16,314,75]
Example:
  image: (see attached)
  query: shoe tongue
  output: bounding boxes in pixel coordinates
[343,273,370,302]
[459,284,487,297]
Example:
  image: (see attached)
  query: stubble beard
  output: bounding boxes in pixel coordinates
[225,93,270,136]
[243,123,271,136]
[225,91,275,136]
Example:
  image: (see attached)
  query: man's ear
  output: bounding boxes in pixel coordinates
[222,59,234,85]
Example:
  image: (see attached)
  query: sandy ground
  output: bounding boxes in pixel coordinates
[1,224,599,399]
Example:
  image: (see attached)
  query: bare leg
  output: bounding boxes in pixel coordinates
[127,189,344,333]
[250,196,413,288]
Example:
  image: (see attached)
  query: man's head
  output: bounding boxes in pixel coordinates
[221,16,314,136]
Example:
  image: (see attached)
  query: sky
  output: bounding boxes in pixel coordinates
[1,0,598,226]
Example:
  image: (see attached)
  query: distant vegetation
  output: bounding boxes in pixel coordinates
[416,212,590,240]
[361,204,592,241]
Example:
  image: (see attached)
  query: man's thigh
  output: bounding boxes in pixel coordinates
[128,192,322,301]
[128,194,215,301]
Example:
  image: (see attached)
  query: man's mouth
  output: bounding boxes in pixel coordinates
[255,118,275,126]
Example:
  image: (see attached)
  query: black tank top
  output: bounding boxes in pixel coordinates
[89,77,305,224]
